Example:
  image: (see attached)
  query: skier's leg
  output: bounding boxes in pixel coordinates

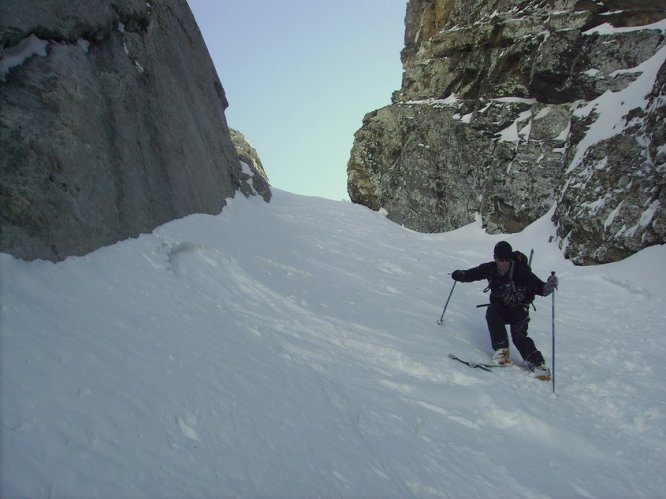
[509,307,544,364]
[486,303,509,350]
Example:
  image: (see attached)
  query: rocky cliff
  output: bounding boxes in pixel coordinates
[229,128,271,202]
[348,0,666,264]
[0,0,270,262]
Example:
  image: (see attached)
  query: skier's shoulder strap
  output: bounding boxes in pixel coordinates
[509,260,516,291]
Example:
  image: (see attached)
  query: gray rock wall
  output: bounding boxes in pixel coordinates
[0,0,267,262]
[348,0,666,264]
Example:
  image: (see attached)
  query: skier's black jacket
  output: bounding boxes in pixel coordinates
[457,261,548,307]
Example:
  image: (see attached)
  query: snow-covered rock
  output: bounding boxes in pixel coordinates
[348,0,665,264]
[229,128,272,202]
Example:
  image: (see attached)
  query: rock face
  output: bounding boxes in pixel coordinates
[0,0,270,262]
[348,0,666,264]
[229,128,272,202]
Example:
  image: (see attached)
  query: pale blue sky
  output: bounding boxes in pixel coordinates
[187,1,406,200]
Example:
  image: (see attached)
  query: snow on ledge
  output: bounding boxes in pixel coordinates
[402,94,459,106]
[0,34,49,81]
[583,18,666,36]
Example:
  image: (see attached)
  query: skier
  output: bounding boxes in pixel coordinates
[451,241,558,380]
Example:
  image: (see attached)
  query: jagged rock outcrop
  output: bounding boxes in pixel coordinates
[0,0,270,262]
[348,0,666,264]
[229,128,271,202]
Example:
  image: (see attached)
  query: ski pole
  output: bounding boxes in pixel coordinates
[437,280,457,326]
[551,271,556,394]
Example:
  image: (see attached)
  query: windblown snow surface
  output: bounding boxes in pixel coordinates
[1,190,665,498]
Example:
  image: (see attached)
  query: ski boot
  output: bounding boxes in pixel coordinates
[528,362,551,381]
[491,348,512,367]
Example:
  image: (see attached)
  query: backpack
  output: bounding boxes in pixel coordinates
[511,250,531,269]
[507,249,535,305]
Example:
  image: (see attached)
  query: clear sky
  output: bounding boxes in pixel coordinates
[186,1,407,201]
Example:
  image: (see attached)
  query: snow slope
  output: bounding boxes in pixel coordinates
[2,190,665,498]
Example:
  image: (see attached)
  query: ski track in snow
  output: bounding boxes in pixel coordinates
[1,189,665,498]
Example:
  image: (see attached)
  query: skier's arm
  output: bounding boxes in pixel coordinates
[452,263,492,283]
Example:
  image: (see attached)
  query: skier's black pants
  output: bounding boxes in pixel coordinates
[486,302,544,365]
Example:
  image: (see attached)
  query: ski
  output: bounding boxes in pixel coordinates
[448,354,551,381]
[448,354,498,372]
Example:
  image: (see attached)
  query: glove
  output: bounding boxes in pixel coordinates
[547,274,558,289]
[543,274,558,295]
[452,270,465,281]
